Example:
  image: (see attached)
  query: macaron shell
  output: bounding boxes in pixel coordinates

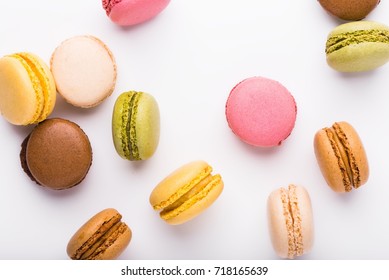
[163,176,224,225]
[314,129,346,192]
[50,35,116,108]
[134,93,160,160]
[327,42,389,72]
[336,122,369,187]
[107,0,171,26]
[327,21,388,36]
[318,0,380,21]
[149,160,212,208]
[0,56,39,125]
[225,76,297,147]
[25,118,92,190]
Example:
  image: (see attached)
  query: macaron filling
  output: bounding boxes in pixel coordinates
[153,165,213,211]
[71,212,128,260]
[102,0,122,15]
[325,123,360,191]
[326,29,389,55]
[121,91,141,160]
[159,174,222,220]
[281,185,303,259]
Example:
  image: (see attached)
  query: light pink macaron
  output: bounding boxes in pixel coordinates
[102,0,171,26]
[225,76,297,147]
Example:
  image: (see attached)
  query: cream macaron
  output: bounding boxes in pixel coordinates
[267,185,314,259]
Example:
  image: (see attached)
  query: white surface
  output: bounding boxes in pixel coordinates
[0,0,388,260]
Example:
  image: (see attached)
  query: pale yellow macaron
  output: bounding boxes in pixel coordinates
[267,185,314,259]
[0,52,56,125]
[149,160,224,225]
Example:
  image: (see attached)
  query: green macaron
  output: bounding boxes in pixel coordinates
[325,21,389,72]
[112,91,160,161]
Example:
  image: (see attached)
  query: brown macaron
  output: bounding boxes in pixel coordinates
[20,118,92,190]
[67,208,132,260]
[314,121,369,193]
[318,0,380,21]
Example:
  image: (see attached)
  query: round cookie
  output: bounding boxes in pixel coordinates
[67,208,132,260]
[50,35,116,108]
[20,118,93,190]
[102,0,171,26]
[0,52,56,125]
[318,0,380,21]
[225,76,297,147]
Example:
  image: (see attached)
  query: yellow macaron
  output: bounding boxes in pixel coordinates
[0,52,56,125]
[149,160,224,225]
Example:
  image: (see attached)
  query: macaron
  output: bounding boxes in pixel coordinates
[314,121,369,193]
[318,0,380,21]
[112,91,160,161]
[325,21,389,72]
[0,52,56,125]
[67,208,132,260]
[50,35,116,108]
[20,118,93,190]
[149,160,224,225]
[225,76,297,147]
[102,0,171,26]
[267,185,314,259]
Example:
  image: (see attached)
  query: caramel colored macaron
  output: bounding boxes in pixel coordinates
[67,208,132,260]
[20,118,92,190]
[314,121,369,193]
[267,185,314,259]
[149,160,224,225]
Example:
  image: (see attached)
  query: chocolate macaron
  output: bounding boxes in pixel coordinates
[318,0,380,21]
[20,118,93,190]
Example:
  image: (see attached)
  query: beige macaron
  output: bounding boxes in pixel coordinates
[50,35,116,108]
[67,208,132,260]
[314,121,369,193]
[267,185,314,259]
[149,160,224,225]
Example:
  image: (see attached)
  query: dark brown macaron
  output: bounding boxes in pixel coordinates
[318,0,380,21]
[67,208,132,260]
[20,118,92,190]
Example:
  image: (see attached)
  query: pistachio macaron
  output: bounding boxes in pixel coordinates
[267,185,314,259]
[112,91,160,161]
[325,21,389,72]
[67,208,132,260]
[314,121,369,193]
[149,160,224,225]
[0,52,56,125]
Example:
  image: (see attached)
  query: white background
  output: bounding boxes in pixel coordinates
[0,0,389,260]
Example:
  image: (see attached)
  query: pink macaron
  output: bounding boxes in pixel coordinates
[225,76,297,147]
[102,0,171,26]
